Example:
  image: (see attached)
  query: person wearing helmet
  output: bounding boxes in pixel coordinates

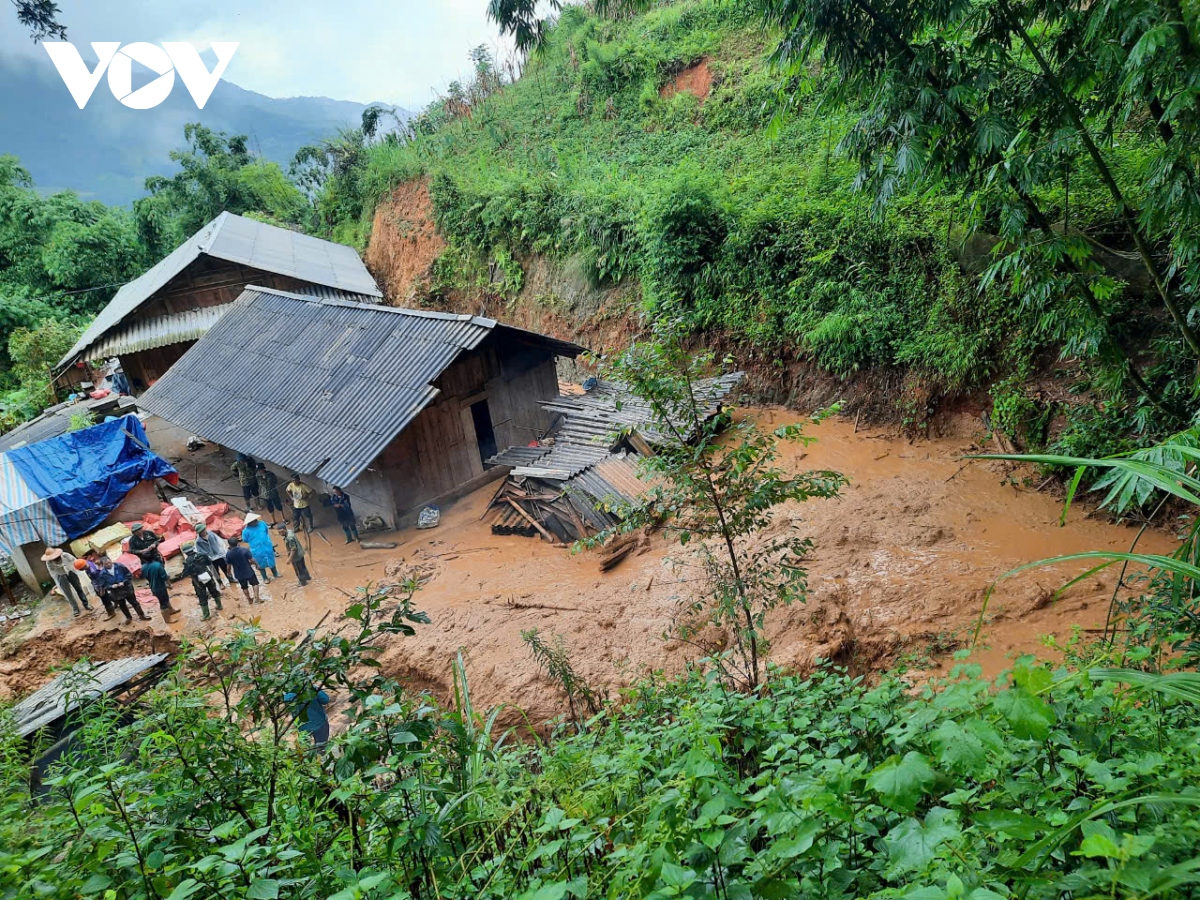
[181,540,223,620]
[193,523,232,588]
[128,523,164,566]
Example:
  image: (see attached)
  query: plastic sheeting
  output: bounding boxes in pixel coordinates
[4,415,178,540]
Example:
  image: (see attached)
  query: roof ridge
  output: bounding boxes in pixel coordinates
[244,284,497,328]
[197,211,231,254]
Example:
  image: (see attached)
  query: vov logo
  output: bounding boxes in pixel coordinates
[43,42,239,110]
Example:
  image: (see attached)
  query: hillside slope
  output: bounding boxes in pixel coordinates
[331,0,1152,441]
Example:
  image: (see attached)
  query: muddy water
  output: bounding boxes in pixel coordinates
[0,409,1176,719]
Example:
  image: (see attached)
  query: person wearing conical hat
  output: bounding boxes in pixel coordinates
[42,547,91,618]
[241,513,279,583]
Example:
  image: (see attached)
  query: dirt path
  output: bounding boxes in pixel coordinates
[0,410,1173,723]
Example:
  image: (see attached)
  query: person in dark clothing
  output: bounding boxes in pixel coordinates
[284,687,331,750]
[92,557,150,623]
[193,524,232,587]
[255,463,284,524]
[329,487,359,543]
[279,524,311,586]
[181,542,223,620]
[128,524,164,565]
[142,558,179,621]
[226,536,262,604]
[231,454,259,510]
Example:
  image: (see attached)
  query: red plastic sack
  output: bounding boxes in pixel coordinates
[141,513,161,530]
[134,587,160,608]
[158,531,197,560]
[196,503,229,527]
[214,516,245,540]
[116,553,143,578]
[88,389,111,400]
[159,507,183,534]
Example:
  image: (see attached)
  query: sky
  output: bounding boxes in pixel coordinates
[0,0,513,109]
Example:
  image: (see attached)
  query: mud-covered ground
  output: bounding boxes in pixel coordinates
[0,410,1173,725]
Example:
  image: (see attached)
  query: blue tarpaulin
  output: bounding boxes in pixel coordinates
[4,415,178,540]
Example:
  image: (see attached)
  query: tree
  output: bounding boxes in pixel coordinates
[593,317,845,689]
[572,0,1199,419]
[2,317,81,426]
[11,0,65,41]
[488,0,563,55]
[136,124,305,255]
[0,155,143,315]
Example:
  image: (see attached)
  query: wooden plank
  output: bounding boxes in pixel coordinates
[507,499,561,545]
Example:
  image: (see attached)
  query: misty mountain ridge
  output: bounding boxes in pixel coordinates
[0,52,410,205]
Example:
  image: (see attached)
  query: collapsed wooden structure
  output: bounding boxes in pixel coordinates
[484,374,743,543]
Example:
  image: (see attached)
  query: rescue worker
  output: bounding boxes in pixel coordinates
[231,453,259,510]
[128,523,164,566]
[181,541,223,620]
[278,523,311,586]
[193,524,232,587]
[256,462,284,524]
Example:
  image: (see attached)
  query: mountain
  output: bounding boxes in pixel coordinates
[0,52,409,205]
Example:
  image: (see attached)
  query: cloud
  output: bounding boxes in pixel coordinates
[1,0,511,108]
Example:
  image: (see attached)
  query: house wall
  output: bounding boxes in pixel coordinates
[375,337,561,519]
[14,541,50,595]
[120,260,317,391]
[330,464,398,531]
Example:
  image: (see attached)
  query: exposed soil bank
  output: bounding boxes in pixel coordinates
[1,410,1170,725]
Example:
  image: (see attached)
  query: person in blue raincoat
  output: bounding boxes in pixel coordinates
[240,513,279,583]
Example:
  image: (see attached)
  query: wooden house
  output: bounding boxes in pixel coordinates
[54,213,381,392]
[138,286,582,527]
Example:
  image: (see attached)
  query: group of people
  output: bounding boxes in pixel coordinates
[39,452,365,626]
[231,454,361,543]
[43,514,315,626]
[42,545,151,624]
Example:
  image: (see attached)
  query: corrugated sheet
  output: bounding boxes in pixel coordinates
[137,287,581,487]
[486,373,742,540]
[89,306,231,359]
[0,396,136,453]
[58,212,382,368]
[488,446,551,467]
[11,654,170,738]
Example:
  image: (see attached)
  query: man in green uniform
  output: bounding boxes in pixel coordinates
[231,453,259,511]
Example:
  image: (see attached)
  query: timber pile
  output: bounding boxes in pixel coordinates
[485,373,744,544]
[485,475,603,544]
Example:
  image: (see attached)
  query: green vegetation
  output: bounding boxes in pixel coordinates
[5,587,1200,900]
[0,126,306,429]
[294,0,1200,465]
[592,318,845,688]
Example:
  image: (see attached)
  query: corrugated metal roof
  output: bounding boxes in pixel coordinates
[137,286,582,487]
[487,373,743,538]
[11,653,170,738]
[89,306,230,359]
[0,395,136,452]
[58,212,382,368]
